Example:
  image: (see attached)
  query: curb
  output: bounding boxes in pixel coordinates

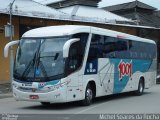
[0,93,12,99]
[0,82,12,99]
[0,80,10,85]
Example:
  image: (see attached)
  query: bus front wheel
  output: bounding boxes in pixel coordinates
[81,84,93,106]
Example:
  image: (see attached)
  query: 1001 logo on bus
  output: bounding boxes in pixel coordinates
[118,60,132,80]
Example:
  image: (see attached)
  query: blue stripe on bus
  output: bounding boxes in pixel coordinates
[110,59,152,93]
[84,58,152,94]
[14,79,60,89]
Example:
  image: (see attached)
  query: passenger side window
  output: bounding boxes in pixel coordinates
[103,37,128,58]
[128,40,156,59]
[103,36,117,58]
[116,39,128,58]
[87,34,156,60]
[87,34,104,62]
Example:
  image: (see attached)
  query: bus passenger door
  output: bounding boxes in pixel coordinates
[66,41,83,101]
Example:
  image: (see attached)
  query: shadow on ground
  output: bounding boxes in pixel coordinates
[21,91,151,111]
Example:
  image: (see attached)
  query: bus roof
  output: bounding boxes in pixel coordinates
[22,25,156,44]
[22,25,90,38]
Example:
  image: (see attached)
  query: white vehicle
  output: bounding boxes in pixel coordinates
[4,25,157,106]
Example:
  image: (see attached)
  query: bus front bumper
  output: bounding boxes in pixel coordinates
[12,87,67,103]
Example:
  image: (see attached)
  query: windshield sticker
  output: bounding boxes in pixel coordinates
[35,69,41,76]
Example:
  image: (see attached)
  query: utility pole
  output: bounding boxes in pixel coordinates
[135,0,139,25]
[9,0,16,90]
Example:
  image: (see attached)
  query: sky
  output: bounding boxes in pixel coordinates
[98,0,160,9]
[34,0,160,10]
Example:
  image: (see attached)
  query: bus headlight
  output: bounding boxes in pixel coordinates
[48,81,70,92]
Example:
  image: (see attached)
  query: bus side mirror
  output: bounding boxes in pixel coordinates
[4,40,20,58]
[63,38,80,58]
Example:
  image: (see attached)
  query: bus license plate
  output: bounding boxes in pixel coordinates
[29,95,39,100]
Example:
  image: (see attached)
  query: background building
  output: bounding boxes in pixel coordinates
[103,0,160,27]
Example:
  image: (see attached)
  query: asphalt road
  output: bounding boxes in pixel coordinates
[0,85,160,120]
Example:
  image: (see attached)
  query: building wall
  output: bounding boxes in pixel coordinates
[0,15,19,81]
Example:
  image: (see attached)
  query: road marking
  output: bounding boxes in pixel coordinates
[14,115,71,120]
[74,102,108,114]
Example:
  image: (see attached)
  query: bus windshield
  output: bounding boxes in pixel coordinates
[14,36,69,82]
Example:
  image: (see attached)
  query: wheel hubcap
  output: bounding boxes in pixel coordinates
[139,83,143,93]
[86,88,93,102]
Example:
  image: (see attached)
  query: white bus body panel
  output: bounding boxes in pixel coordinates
[12,25,156,103]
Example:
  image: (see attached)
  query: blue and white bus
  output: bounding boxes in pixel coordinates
[4,25,157,106]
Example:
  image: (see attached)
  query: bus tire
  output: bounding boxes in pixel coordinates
[41,102,51,106]
[81,84,93,106]
[135,79,144,96]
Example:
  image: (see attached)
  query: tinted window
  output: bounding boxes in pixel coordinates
[72,33,89,56]
[103,36,117,58]
[87,34,156,60]
[87,34,104,62]
[66,33,89,75]
[103,36,128,58]
[129,40,156,59]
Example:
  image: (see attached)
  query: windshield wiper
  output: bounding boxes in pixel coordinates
[34,41,50,80]
[21,40,61,80]
[38,61,49,79]
[35,52,61,80]
[21,40,42,79]
[21,51,37,79]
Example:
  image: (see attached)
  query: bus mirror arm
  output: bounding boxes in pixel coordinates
[4,40,20,58]
[63,38,80,58]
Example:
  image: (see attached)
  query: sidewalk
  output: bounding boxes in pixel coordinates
[0,81,12,99]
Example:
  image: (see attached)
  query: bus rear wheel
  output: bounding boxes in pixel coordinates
[81,84,93,106]
[135,79,144,96]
